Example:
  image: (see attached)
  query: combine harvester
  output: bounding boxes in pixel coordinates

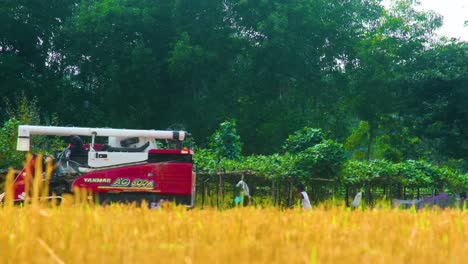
[0,125,195,207]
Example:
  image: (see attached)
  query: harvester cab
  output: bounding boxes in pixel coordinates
[1,125,196,207]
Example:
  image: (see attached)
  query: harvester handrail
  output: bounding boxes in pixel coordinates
[17,125,189,151]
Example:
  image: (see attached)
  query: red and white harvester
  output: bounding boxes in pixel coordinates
[0,125,195,207]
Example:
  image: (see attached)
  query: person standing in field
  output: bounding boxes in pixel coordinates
[236,178,251,206]
[297,184,312,209]
[351,191,363,209]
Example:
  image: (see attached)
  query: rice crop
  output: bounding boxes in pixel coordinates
[0,162,466,264]
[0,200,466,263]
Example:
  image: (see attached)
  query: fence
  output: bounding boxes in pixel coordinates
[194,170,441,208]
[194,170,338,208]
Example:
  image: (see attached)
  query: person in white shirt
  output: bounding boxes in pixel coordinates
[297,184,312,209]
[351,191,362,209]
[236,179,251,205]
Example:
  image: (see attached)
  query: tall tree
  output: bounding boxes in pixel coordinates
[346,0,442,159]
[400,40,468,164]
[59,0,170,127]
[0,0,77,119]
[225,0,384,153]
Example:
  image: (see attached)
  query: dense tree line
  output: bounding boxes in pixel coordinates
[1,0,467,171]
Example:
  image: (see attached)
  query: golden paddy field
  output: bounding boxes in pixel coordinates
[0,202,466,264]
[1,163,467,264]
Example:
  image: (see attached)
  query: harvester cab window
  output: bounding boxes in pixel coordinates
[166,139,182,150]
[120,137,139,147]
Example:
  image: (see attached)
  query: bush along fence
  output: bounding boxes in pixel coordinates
[192,122,467,208]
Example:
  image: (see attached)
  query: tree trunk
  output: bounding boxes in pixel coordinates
[276,181,280,206]
[366,122,376,160]
[333,182,336,198]
[345,186,349,207]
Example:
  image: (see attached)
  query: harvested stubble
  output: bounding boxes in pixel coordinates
[0,202,466,264]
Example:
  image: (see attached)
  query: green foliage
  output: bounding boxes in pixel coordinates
[398,160,434,188]
[0,96,64,170]
[193,148,219,173]
[197,120,466,195]
[345,121,370,159]
[373,121,423,162]
[341,159,466,193]
[295,140,345,179]
[283,127,324,154]
[0,118,24,169]
[195,120,291,178]
[195,119,243,173]
[399,41,468,162]
[238,153,298,179]
[168,32,206,78]
[441,170,468,194]
[4,95,41,125]
[208,119,242,160]
[195,150,299,180]
[0,96,44,169]
[341,159,398,186]
[197,126,344,182]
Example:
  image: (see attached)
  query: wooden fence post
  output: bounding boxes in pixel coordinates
[216,175,219,208]
[219,174,224,208]
[271,180,275,205]
[201,175,205,209]
[367,184,372,206]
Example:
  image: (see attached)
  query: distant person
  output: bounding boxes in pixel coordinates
[460,192,467,200]
[460,192,467,209]
[67,135,86,158]
[351,191,363,209]
[297,184,312,209]
[236,178,251,205]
